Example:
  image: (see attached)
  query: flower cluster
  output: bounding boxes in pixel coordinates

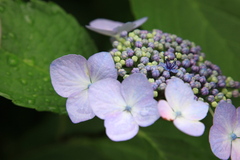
[50,17,240,159]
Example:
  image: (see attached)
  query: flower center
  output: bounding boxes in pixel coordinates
[230,133,237,141]
[175,111,182,117]
[124,106,132,112]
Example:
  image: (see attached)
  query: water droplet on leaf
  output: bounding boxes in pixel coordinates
[24,15,33,24]
[8,55,18,66]
[28,99,35,105]
[20,79,27,85]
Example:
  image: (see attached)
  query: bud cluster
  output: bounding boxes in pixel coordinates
[110,29,240,107]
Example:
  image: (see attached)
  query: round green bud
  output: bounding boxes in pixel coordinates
[226,92,232,98]
[123,74,129,79]
[148,78,155,83]
[154,91,158,97]
[211,101,218,107]
[120,60,125,66]
[115,63,122,69]
[132,56,138,62]
[193,88,199,94]
[129,32,135,37]
[114,51,121,56]
[176,52,182,59]
[114,56,121,62]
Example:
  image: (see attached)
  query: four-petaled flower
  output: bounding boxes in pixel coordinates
[158,77,209,136]
[50,52,117,123]
[160,59,178,73]
[209,101,240,160]
[89,73,160,141]
[86,17,148,36]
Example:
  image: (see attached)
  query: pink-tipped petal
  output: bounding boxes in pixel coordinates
[231,139,240,160]
[50,54,90,97]
[89,78,126,119]
[173,117,205,136]
[66,90,95,123]
[182,100,209,121]
[88,52,117,83]
[132,97,159,127]
[104,112,139,141]
[133,17,148,28]
[209,125,231,159]
[214,101,236,133]
[158,100,175,121]
[121,74,153,107]
[165,78,195,111]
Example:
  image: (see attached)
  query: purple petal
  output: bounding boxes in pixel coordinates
[181,100,209,121]
[66,90,95,123]
[214,101,236,133]
[133,17,148,28]
[231,139,240,160]
[209,125,231,159]
[132,97,159,127]
[121,73,153,107]
[50,54,90,97]
[233,107,240,136]
[89,78,126,119]
[86,19,123,36]
[88,52,117,83]
[173,117,205,136]
[114,22,135,33]
[158,100,175,121]
[104,112,139,141]
[165,77,195,111]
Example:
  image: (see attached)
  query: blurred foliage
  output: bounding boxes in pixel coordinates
[1,0,239,159]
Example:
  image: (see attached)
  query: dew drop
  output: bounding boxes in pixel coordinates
[24,15,33,24]
[0,5,5,12]
[28,99,35,105]
[20,79,27,85]
[8,55,18,66]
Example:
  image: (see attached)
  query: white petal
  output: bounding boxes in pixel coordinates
[121,73,153,107]
[66,90,95,123]
[132,97,159,127]
[50,54,90,97]
[182,100,209,121]
[88,52,117,83]
[89,78,126,119]
[104,112,139,141]
[133,17,148,28]
[214,101,236,133]
[209,125,231,159]
[165,77,195,111]
[86,19,123,36]
[158,100,175,121]
[231,139,240,160]
[173,117,205,136]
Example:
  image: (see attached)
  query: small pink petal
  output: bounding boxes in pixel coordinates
[173,117,205,136]
[165,78,195,111]
[158,100,175,121]
[88,52,117,83]
[50,54,90,97]
[231,139,240,160]
[104,112,139,141]
[66,90,95,123]
[89,78,126,119]
[182,100,209,121]
[209,125,231,159]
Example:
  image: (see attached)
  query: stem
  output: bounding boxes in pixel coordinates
[209,107,214,117]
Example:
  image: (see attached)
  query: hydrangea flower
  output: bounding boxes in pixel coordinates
[209,101,240,160]
[89,73,160,141]
[86,17,148,36]
[50,52,117,123]
[158,77,209,136]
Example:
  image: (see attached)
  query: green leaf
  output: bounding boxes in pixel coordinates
[0,0,97,113]
[130,0,240,81]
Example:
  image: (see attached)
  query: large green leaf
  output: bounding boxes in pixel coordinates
[129,0,240,82]
[0,0,97,113]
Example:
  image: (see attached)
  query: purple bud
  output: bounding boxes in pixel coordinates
[199,68,208,76]
[191,65,199,72]
[168,47,175,53]
[152,82,159,90]
[138,63,145,69]
[234,81,240,88]
[176,37,182,44]
[207,95,215,102]
[120,31,128,37]
[126,59,134,67]
[194,74,200,81]
[166,37,172,42]
[140,57,149,64]
[131,68,140,73]
[182,59,191,68]
[148,42,155,48]
[127,49,134,56]
[218,80,226,87]
[183,73,193,82]
[162,71,170,79]
[121,51,128,59]
[209,82,216,88]
[135,41,143,48]
[152,54,160,62]
[176,70,184,78]
[159,76,166,82]
[118,69,126,77]
[165,42,171,49]
[127,37,134,42]
[145,65,151,71]
[152,69,160,78]
[167,52,175,60]
[201,87,209,95]
[179,67,186,74]
[195,81,201,88]
[199,76,206,84]
[155,79,162,85]
[211,89,219,95]
[232,89,239,97]
[182,47,189,54]
[190,47,198,54]
[159,83,166,90]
